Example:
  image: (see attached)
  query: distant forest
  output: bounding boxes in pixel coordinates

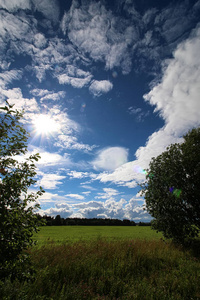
[39,215,151,226]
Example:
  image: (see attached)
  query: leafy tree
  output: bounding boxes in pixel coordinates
[0,102,44,281]
[141,127,200,243]
[54,214,63,226]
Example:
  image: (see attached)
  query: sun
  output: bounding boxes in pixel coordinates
[33,114,59,135]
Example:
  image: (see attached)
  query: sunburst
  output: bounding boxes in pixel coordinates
[33,114,60,136]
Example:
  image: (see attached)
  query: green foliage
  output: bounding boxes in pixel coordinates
[141,127,200,243]
[0,102,45,281]
[0,239,200,299]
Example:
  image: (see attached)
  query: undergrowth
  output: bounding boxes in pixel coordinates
[1,239,200,299]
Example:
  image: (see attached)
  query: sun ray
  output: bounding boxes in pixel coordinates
[33,114,60,136]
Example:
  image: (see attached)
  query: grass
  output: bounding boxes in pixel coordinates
[1,227,200,299]
[33,225,163,246]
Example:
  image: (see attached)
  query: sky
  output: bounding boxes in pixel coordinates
[1,0,200,221]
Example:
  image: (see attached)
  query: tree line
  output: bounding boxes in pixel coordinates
[40,215,151,226]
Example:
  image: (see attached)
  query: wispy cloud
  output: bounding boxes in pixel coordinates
[27,147,72,167]
[0,0,31,11]
[63,1,135,74]
[65,194,85,201]
[0,0,60,23]
[60,0,200,77]
[32,0,60,23]
[36,173,66,190]
[95,188,121,200]
[0,70,22,88]
[1,88,39,114]
[31,89,66,102]
[38,191,69,204]
[57,71,92,89]
[128,107,150,122]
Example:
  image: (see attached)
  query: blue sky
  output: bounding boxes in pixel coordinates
[1,0,200,221]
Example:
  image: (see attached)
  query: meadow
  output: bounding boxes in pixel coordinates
[33,225,163,246]
[1,226,200,299]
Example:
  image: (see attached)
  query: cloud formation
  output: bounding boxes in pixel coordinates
[89,80,113,96]
[37,173,66,189]
[1,0,199,222]
[144,25,200,136]
[92,147,129,171]
[97,25,200,187]
[39,196,149,221]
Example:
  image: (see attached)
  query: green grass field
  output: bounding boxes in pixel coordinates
[33,225,163,246]
[1,226,200,299]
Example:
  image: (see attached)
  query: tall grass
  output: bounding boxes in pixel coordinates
[1,238,200,299]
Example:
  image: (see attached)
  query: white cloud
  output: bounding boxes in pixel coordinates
[89,80,113,96]
[55,134,95,152]
[67,171,89,179]
[82,191,91,196]
[0,70,22,88]
[34,33,47,49]
[128,107,150,122]
[95,188,121,199]
[55,203,71,209]
[65,194,85,200]
[0,10,33,43]
[31,89,50,97]
[37,173,66,190]
[0,0,31,11]
[70,197,149,221]
[38,152,64,166]
[67,171,97,180]
[30,89,66,102]
[58,73,92,88]
[64,1,135,74]
[96,25,200,188]
[40,206,72,218]
[40,91,66,102]
[38,192,150,221]
[74,201,103,209]
[0,88,40,124]
[26,38,77,83]
[57,66,93,89]
[1,90,39,115]
[61,0,200,76]
[26,147,72,167]
[92,147,128,171]
[0,87,22,99]
[144,25,200,136]
[38,192,68,204]
[96,160,146,188]
[32,0,60,23]
[80,184,97,191]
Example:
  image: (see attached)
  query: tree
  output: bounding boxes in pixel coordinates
[141,127,200,243]
[54,214,63,225]
[0,102,44,281]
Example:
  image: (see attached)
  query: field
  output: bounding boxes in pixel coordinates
[33,225,163,246]
[1,226,200,299]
